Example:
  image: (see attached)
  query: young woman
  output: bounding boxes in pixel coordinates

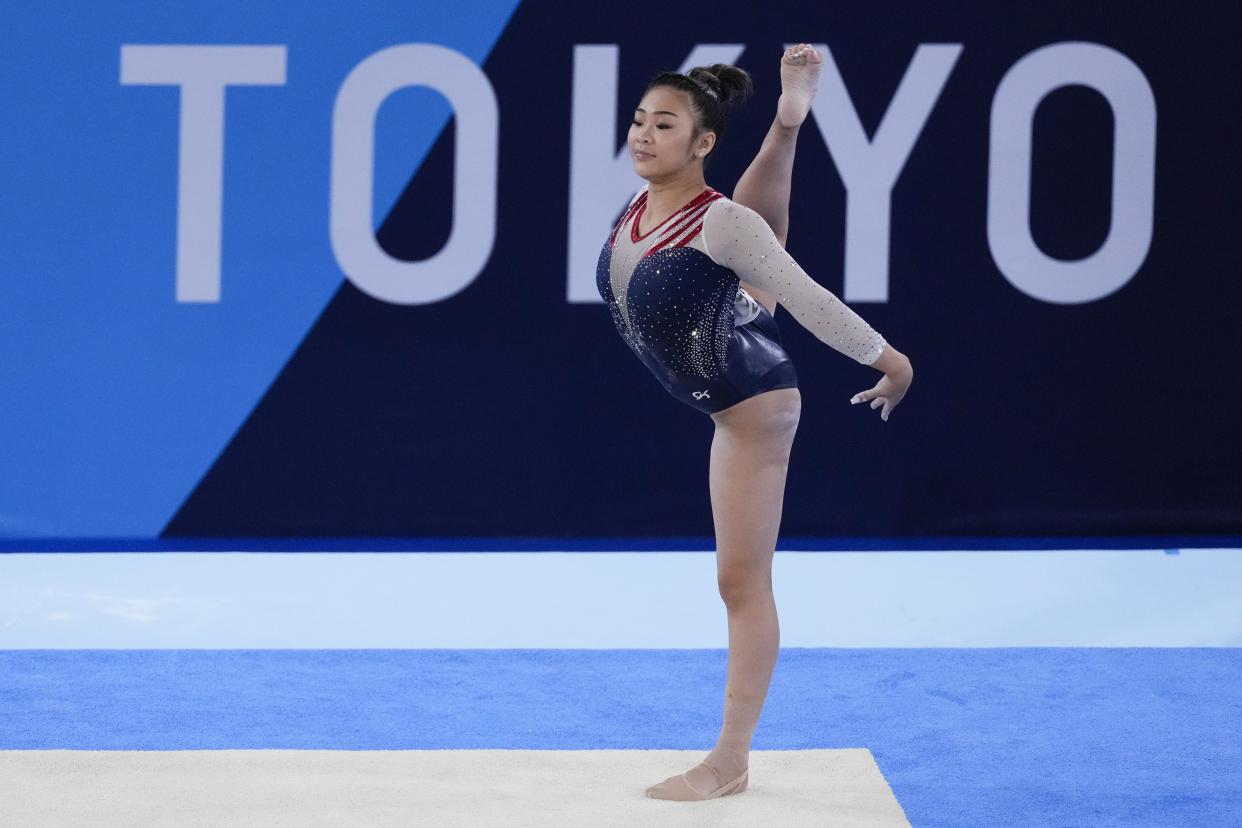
[596,45,914,800]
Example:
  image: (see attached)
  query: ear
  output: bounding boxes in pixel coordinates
[696,131,717,158]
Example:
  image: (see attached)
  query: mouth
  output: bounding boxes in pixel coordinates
[633,149,655,161]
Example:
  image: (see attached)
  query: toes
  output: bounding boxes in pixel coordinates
[784,44,823,66]
[783,44,809,64]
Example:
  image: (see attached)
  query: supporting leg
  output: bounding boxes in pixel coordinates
[645,388,801,800]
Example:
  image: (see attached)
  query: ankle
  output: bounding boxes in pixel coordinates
[705,745,749,778]
[772,105,802,133]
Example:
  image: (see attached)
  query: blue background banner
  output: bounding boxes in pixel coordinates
[1,1,1238,543]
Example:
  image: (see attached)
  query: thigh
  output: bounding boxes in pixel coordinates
[708,388,802,583]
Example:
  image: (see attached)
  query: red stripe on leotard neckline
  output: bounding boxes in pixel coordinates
[644,213,707,257]
[630,187,720,243]
[642,191,722,256]
[673,223,707,249]
[645,220,705,257]
[610,191,649,249]
[654,198,715,246]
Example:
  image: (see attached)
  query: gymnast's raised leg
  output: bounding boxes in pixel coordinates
[732,43,823,311]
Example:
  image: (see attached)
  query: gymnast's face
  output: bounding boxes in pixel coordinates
[629,86,715,181]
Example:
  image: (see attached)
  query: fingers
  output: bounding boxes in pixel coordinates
[869,396,893,421]
[850,391,896,421]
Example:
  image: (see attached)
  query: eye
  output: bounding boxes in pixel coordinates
[656,124,671,129]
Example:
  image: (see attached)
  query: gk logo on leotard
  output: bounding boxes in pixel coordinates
[693,390,710,400]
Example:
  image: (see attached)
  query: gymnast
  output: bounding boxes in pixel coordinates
[595,44,914,800]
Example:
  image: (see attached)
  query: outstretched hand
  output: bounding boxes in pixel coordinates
[851,368,912,422]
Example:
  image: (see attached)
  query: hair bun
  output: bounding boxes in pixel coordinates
[690,64,753,110]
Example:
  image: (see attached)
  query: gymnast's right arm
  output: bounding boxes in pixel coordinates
[702,198,913,417]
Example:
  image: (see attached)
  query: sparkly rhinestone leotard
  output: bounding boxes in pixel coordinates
[597,185,888,415]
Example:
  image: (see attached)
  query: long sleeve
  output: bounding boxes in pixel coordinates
[701,199,888,366]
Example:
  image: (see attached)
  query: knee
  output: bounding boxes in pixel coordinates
[759,396,800,456]
[767,392,800,430]
[774,397,801,435]
[717,566,773,606]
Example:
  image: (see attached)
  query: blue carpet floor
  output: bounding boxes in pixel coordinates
[2,648,1239,827]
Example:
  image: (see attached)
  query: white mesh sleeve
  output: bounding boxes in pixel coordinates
[701,199,888,366]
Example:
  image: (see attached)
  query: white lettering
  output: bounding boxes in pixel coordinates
[120,45,287,303]
[987,42,1156,303]
[330,44,498,305]
[808,43,962,302]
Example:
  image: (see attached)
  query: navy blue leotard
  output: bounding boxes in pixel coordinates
[597,186,888,415]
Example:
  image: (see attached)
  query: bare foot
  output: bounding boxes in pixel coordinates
[777,43,823,128]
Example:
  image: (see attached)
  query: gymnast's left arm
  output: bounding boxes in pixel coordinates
[701,199,913,420]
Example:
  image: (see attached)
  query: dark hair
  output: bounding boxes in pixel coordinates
[644,63,753,161]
